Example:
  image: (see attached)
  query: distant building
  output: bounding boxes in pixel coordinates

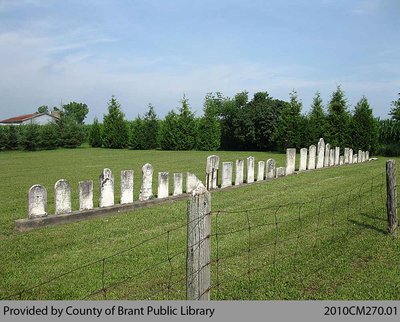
[0,112,60,126]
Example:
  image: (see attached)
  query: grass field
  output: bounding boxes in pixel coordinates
[0,148,399,300]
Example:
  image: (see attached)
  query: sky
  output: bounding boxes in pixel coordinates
[0,0,399,122]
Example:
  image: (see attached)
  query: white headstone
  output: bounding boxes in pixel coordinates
[55,179,72,215]
[28,184,47,219]
[324,143,331,167]
[187,172,199,194]
[79,180,93,210]
[286,148,296,175]
[157,172,169,199]
[235,160,244,185]
[120,170,134,204]
[308,145,316,170]
[329,149,334,167]
[299,148,307,171]
[266,159,276,179]
[353,154,358,163]
[339,155,344,165]
[99,168,114,207]
[316,138,325,169]
[366,151,369,160]
[349,149,353,164]
[173,173,183,196]
[139,163,153,201]
[206,155,219,190]
[257,161,265,181]
[344,148,349,164]
[334,147,340,165]
[221,162,233,188]
[358,150,362,163]
[276,167,285,178]
[246,156,255,183]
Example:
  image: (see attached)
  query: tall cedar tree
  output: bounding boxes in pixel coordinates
[160,111,179,150]
[142,104,160,149]
[274,90,302,151]
[326,86,350,149]
[39,124,59,149]
[21,124,40,151]
[351,96,379,152]
[196,93,221,150]
[129,116,146,149]
[7,126,19,150]
[389,92,400,121]
[58,115,85,148]
[307,91,327,146]
[102,96,129,149]
[89,117,102,147]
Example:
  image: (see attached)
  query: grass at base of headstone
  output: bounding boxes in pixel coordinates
[0,147,398,299]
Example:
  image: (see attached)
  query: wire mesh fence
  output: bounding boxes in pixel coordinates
[1,172,389,300]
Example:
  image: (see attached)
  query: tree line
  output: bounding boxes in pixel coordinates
[1,88,399,155]
[89,87,399,155]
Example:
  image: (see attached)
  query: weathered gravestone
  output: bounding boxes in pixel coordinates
[79,180,93,210]
[299,148,307,171]
[335,147,340,165]
[139,163,153,201]
[257,161,265,181]
[120,170,134,204]
[221,162,233,188]
[276,167,285,178]
[173,173,183,196]
[349,149,353,164]
[344,148,349,164]
[99,168,114,207]
[317,138,325,169]
[55,179,72,215]
[286,148,296,175]
[353,154,358,163]
[158,172,169,199]
[366,151,369,161]
[266,159,276,179]
[324,143,331,167]
[187,172,199,194]
[235,160,244,185]
[247,156,255,183]
[339,155,344,165]
[329,149,334,167]
[206,155,219,190]
[28,184,47,219]
[308,145,316,170]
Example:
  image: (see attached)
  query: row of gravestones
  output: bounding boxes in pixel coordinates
[205,138,370,190]
[286,138,369,175]
[27,163,204,219]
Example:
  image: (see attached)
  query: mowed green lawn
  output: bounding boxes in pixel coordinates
[0,148,399,300]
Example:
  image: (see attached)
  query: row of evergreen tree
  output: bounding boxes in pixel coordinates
[90,86,392,153]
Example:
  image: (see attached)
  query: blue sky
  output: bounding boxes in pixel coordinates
[0,0,399,121]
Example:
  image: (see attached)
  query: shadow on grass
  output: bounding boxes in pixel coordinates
[349,219,387,235]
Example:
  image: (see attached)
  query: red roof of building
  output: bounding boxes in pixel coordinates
[0,112,40,123]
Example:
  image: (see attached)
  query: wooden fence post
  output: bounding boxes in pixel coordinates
[386,160,398,235]
[186,183,211,300]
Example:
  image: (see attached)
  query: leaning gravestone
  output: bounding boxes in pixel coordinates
[173,173,183,196]
[79,180,93,210]
[158,172,169,199]
[28,184,47,219]
[221,162,233,188]
[247,156,255,183]
[266,159,276,179]
[99,168,114,207]
[120,170,134,204]
[206,155,219,190]
[55,179,72,215]
[308,145,316,170]
[317,138,325,169]
[299,148,307,171]
[334,147,340,165]
[235,160,244,185]
[187,172,199,194]
[286,148,296,175]
[257,161,265,181]
[324,143,331,167]
[139,163,153,201]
